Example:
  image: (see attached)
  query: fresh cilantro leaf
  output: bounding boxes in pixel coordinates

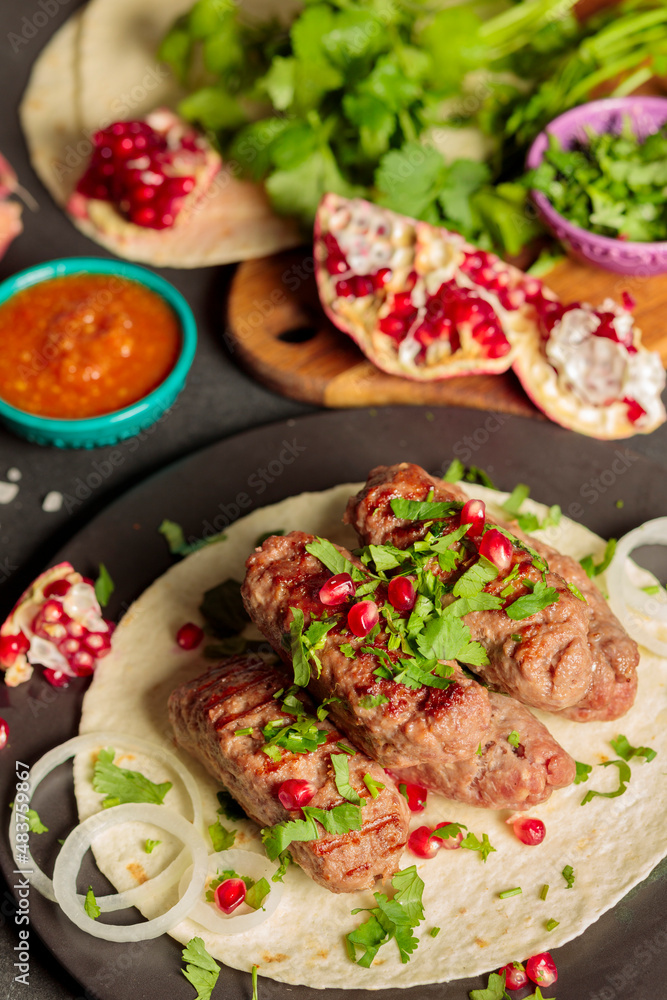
[610,734,656,763]
[209,819,236,851]
[93,748,172,808]
[262,804,361,861]
[26,808,48,834]
[271,850,292,883]
[159,518,187,554]
[562,864,575,889]
[94,564,114,608]
[443,458,464,483]
[181,937,220,1000]
[145,839,161,854]
[359,692,388,709]
[451,592,504,616]
[305,537,366,581]
[502,483,530,517]
[469,970,509,1000]
[452,557,498,598]
[416,613,488,667]
[523,989,547,1000]
[580,538,616,578]
[331,754,362,805]
[365,544,411,573]
[574,761,592,784]
[390,498,462,522]
[580,759,632,805]
[245,877,270,910]
[216,788,246,821]
[507,730,520,748]
[340,643,356,659]
[84,886,100,920]
[363,773,385,799]
[289,607,310,686]
[460,831,496,862]
[506,580,559,620]
[303,803,363,836]
[516,512,540,532]
[346,866,425,967]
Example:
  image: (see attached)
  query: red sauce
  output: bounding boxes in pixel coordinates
[0,274,181,418]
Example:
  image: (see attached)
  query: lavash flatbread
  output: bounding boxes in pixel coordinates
[19,0,301,267]
[71,483,667,989]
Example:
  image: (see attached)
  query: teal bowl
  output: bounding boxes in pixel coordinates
[0,257,197,448]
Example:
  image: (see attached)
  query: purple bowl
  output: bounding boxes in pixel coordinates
[526,97,667,276]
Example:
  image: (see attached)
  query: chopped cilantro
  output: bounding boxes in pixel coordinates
[158,518,187,554]
[26,808,48,834]
[475,743,483,756]
[610,734,656,763]
[181,937,220,1000]
[562,864,575,889]
[540,883,549,900]
[346,866,425,967]
[452,557,498,598]
[498,886,522,899]
[252,964,259,1000]
[580,538,616,578]
[469,970,509,1000]
[289,608,338,686]
[390,498,462,522]
[271,850,292,882]
[363,773,385,799]
[546,918,559,931]
[616,500,624,509]
[465,467,496,489]
[145,839,161,854]
[567,581,588,602]
[505,580,559,620]
[206,869,269,911]
[460,830,496,862]
[574,761,592,784]
[340,643,356,659]
[337,742,356,755]
[502,483,530,517]
[94,563,114,608]
[642,584,662,596]
[507,730,520,748]
[510,633,522,642]
[208,819,236,851]
[442,458,464,483]
[84,886,100,920]
[261,709,328,757]
[429,926,441,938]
[305,537,366,581]
[93,748,172,808]
[359,692,389,709]
[332,754,362,805]
[235,727,253,736]
[580,759,631,805]
[262,804,362,860]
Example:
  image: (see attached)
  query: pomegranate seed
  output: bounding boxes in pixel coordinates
[621,290,636,311]
[373,267,392,289]
[336,279,355,298]
[478,529,513,572]
[354,275,374,297]
[408,825,440,859]
[460,499,485,538]
[319,573,355,606]
[0,718,8,750]
[131,206,157,227]
[214,877,246,914]
[81,576,95,587]
[512,816,546,846]
[43,579,72,598]
[431,822,463,850]
[176,623,204,650]
[485,336,511,359]
[323,232,341,255]
[526,952,557,987]
[405,271,418,290]
[131,184,157,203]
[70,650,95,676]
[43,668,70,688]
[499,962,528,990]
[42,599,65,623]
[0,630,30,666]
[393,291,415,315]
[624,397,646,424]
[347,601,379,637]
[66,620,86,638]
[84,631,113,656]
[278,778,316,810]
[59,637,81,656]
[391,776,427,812]
[326,255,347,275]
[387,576,416,612]
[378,314,408,339]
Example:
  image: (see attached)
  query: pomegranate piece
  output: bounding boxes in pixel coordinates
[431,822,463,850]
[70,109,221,232]
[478,529,513,573]
[387,576,416,612]
[526,952,558,987]
[214,877,246,915]
[0,718,8,750]
[319,573,355,606]
[499,962,528,990]
[389,775,427,812]
[176,622,204,650]
[408,825,440,859]
[460,499,485,538]
[0,153,23,261]
[278,779,316,810]
[347,601,379,637]
[0,562,114,687]
[512,816,546,846]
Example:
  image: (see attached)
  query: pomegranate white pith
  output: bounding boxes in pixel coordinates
[0,562,113,687]
[68,109,221,233]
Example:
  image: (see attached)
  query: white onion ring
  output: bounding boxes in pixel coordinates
[178,848,284,936]
[605,518,667,656]
[52,803,208,941]
[9,731,203,903]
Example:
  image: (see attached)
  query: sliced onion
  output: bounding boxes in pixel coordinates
[10,731,203,903]
[178,849,284,936]
[52,803,208,941]
[605,518,667,656]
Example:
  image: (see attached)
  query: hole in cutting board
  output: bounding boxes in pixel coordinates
[278,326,318,344]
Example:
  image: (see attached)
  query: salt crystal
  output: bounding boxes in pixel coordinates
[42,491,63,513]
[0,482,19,504]
[6,468,21,482]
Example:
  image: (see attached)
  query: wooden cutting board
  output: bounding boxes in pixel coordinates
[226,248,667,416]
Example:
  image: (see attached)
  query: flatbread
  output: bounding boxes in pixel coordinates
[19,1,301,267]
[73,483,667,989]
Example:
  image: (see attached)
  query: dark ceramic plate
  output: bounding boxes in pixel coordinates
[2,408,666,1000]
